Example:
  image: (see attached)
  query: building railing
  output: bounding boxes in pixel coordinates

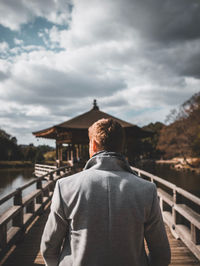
[131,166,200,261]
[0,164,73,257]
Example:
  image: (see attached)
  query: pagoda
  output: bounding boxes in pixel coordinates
[33,100,150,165]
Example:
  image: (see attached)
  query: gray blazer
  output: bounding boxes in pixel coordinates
[41,151,171,266]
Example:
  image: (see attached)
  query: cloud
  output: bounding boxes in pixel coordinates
[111,0,200,43]
[0,53,126,106]
[0,0,72,31]
[0,41,9,54]
[14,38,24,45]
[0,0,200,145]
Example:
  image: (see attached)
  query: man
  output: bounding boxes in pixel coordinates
[41,118,171,266]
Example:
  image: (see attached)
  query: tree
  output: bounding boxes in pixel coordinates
[157,92,200,160]
[0,129,23,160]
[141,122,164,159]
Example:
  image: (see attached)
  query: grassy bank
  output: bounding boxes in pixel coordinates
[0,161,34,168]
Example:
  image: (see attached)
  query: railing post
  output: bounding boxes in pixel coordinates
[173,188,183,225]
[49,173,55,192]
[0,224,7,250]
[36,179,43,204]
[26,201,35,213]
[191,224,200,245]
[49,172,54,181]
[43,184,49,198]
[57,168,60,176]
[13,189,23,228]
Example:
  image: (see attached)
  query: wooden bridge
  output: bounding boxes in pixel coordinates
[0,164,200,265]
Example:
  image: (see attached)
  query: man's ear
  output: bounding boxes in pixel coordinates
[89,139,99,158]
[93,139,98,153]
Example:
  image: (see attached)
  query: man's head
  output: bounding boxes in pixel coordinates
[88,118,125,157]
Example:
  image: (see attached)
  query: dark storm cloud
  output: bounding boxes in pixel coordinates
[89,0,200,80]
[179,54,200,78]
[119,0,200,43]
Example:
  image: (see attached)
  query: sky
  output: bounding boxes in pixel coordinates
[0,0,200,146]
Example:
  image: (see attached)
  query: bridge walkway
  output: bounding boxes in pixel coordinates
[0,205,199,266]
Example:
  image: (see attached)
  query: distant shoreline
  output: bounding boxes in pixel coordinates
[0,161,34,168]
[156,158,200,174]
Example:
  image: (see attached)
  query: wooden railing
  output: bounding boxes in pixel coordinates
[34,164,57,177]
[1,164,200,261]
[0,164,73,257]
[131,166,200,261]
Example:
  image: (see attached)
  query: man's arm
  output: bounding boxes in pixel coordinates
[144,184,171,266]
[41,181,68,266]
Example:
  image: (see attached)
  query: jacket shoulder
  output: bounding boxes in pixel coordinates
[130,172,156,190]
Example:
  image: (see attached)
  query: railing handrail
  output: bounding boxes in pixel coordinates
[0,165,71,206]
[131,166,200,206]
[0,164,199,260]
[0,164,73,257]
[131,166,200,261]
[35,164,56,168]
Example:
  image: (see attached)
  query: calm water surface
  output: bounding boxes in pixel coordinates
[0,167,34,214]
[0,163,199,214]
[135,161,200,197]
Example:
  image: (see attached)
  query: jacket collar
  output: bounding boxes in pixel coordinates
[84,151,135,174]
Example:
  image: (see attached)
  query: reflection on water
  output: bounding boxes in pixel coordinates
[0,167,34,221]
[0,163,199,213]
[135,161,200,197]
[0,167,34,200]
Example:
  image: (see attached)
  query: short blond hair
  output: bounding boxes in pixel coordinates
[88,118,125,153]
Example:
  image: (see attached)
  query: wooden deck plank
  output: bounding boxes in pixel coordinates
[0,209,199,266]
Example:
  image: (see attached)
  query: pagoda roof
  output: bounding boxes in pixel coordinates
[33,100,149,140]
[57,107,134,130]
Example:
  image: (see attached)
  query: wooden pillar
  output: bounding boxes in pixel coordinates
[78,144,81,161]
[76,145,79,161]
[56,142,63,167]
[71,145,73,161]
[67,147,70,161]
[56,141,59,167]
[56,141,59,161]
[59,143,63,162]
[79,144,82,160]
[66,146,69,161]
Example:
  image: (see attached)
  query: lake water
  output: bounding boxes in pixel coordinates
[0,167,34,215]
[135,161,200,197]
[0,167,34,199]
[0,163,199,215]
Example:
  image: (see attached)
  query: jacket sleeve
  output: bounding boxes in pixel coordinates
[144,184,171,266]
[41,180,68,266]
